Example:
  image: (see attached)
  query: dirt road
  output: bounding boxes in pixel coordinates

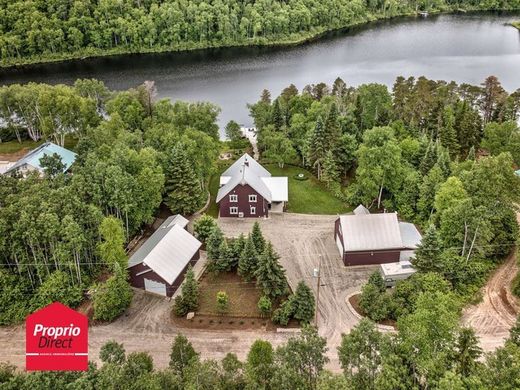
[461,250,519,351]
[218,213,375,369]
[0,289,293,370]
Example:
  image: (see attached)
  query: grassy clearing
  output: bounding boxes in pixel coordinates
[207,161,232,218]
[512,21,520,30]
[265,164,351,215]
[196,271,264,317]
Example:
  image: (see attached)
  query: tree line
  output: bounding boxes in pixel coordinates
[3,318,520,389]
[0,79,221,324]
[1,0,520,66]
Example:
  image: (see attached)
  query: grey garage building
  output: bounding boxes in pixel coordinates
[128,215,202,297]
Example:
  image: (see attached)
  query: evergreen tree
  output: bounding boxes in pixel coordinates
[207,226,224,261]
[332,77,347,97]
[214,240,233,272]
[165,142,203,215]
[436,145,451,178]
[466,145,476,161]
[174,266,199,316]
[260,89,271,104]
[308,116,327,179]
[255,242,288,300]
[440,106,459,157]
[509,317,520,347]
[193,214,217,244]
[229,233,246,270]
[367,271,385,293]
[321,150,340,187]
[292,281,315,324]
[324,102,341,148]
[419,140,438,175]
[412,225,442,273]
[169,334,198,378]
[257,295,272,317]
[250,222,266,254]
[453,327,482,377]
[238,236,258,281]
[271,99,284,130]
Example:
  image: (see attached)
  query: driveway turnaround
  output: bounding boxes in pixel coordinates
[218,213,376,368]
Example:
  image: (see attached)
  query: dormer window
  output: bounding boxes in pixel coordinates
[249,195,257,202]
[230,194,238,202]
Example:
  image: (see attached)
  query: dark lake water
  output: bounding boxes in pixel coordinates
[1,13,519,134]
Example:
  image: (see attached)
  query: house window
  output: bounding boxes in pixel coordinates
[250,206,256,215]
[229,194,238,202]
[230,207,239,215]
[249,194,257,202]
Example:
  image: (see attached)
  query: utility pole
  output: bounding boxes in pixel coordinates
[314,255,322,328]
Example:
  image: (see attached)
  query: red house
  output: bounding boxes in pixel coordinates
[216,154,288,218]
[127,215,201,297]
[335,206,422,266]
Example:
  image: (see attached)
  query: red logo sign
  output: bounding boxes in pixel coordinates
[26,302,88,371]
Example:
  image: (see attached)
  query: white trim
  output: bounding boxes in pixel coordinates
[229,194,238,202]
[250,206,256,215]
[249,194,257,202]
[230,206,239,215]
[136,268,153,276]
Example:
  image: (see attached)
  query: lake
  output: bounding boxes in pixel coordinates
[1,13,519,134]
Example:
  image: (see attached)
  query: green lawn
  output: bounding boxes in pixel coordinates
[265,164,351,214]
[207,161,350,216]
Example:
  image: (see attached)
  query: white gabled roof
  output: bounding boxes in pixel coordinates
[128,215,201,284]
[143,225,201,284]
[221,153,271,178]
[261,177,288,202]
[339,213,403,252]
[353,204,370,215]
[216,164,272,203]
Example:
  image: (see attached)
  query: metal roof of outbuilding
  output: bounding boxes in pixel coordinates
[128,215,201,284]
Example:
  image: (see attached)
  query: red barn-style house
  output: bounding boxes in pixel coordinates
[127,215,201,297]
[335,205,422,266]
[217,153,288,218]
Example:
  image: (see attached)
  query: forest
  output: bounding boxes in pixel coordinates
[1,0,520,67]
[0,80,220,324]
[1,320,520,389]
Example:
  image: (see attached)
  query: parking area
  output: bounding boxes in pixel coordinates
[218,213,376,367]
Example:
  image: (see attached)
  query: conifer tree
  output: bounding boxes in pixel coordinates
[308,116,327,179]
[436,145,451,178]
[324,102,341,148]
[250,222,266,254]
[215,240,233,272]
[165,142,203,215]
[440,106,460,157]
[255,243,288,300]
[173,266,199,316]
[466,146,476,161]
[412,225,442,273]
[271,99,284,130]
[321,150,340,187]
[238,236,258,281]
[419,140,438,175]
[207,227,224,261]
[229,233,246,270]
[292,281,315,324]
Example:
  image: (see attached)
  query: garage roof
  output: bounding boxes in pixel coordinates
[261,177,288,202]
[339,213,403,251]
[128,215,201,284]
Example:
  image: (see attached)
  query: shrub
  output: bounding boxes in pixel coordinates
[272,298,294,326]
[257,295,272,317]
[173,266,199,317]
[216,291,229,314]
[99,340,126,364]
[92,271,132,322]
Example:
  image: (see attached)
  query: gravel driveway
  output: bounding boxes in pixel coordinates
[218,213,376,368]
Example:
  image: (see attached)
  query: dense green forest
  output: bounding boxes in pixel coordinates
[1,0,520,67]
[2,321,520,389]
[249,75,520,319]
[0,80,220,324]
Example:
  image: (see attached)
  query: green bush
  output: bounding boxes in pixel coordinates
[272,298,294,326]
[0,270,33,325]
[193,215,218,244]
[216,291,229,314]
[92,271,133,322]
[257,295,272,317]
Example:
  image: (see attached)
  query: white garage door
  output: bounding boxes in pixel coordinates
[335,235,344,257]
[144,278,167,296]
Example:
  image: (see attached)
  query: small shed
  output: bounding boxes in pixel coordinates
[127,215,201,297]
[380,261,417,287]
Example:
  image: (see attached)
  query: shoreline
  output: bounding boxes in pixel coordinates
[1,9,519,71]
